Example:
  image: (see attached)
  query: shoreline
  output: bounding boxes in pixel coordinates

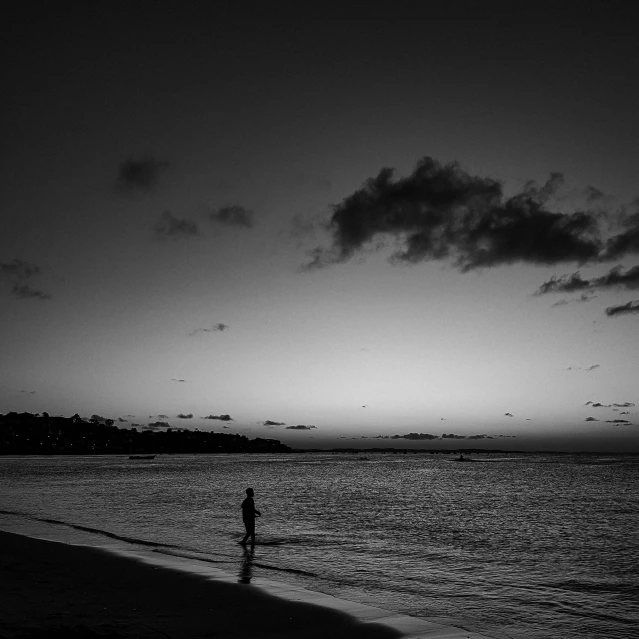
[0,529,494,638]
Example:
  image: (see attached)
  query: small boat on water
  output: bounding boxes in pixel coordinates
[128,454,156,460]
[452,454,474,462]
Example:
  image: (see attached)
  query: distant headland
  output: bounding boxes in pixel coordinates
[0,412,291,455]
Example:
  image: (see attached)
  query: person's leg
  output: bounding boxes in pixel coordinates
[241,520,251,545]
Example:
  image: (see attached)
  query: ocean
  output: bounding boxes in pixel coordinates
[0,452,637,639]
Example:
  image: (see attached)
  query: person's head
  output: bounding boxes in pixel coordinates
[246,487,254,496]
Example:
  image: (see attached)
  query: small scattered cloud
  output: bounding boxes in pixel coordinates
[498,434,517,438]
[117,417,128,423]
[19,390,36,395]
[154,211,198,239]
[605,419,632,424]
[586,364,600,372]
[117,156,169,192]
[390,432,438,440]
[177,413,193,419]
[536,265,639,296]
[467,434,495,440]
[585,417,599,422]
[10,283,52,300]
[90,414,108,422]
[605,300,639,317]
[1,259,51,300]
[202,414,234,421]
[613,402,635,408]
[567,364,600,372]
[504,412,514,417]
[189,323,229,336]
[584,401,611,408]
[263,420,286,426]
[210,205,254,228]
[285,424,317,430]
[170,378,186,383]
[147,421,171,428]
[442,433,465,439]
[157,414,169,419]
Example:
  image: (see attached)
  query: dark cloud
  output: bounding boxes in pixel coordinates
[442,433,466,439]
[613,402,635,408]
[210,205,254,228]
[467,434,495,440]
[536,265,639,295]
[19,390,36,394]
[177,413,193,419]
[498,434,517,438]
[157,414,169,419]
[303,157,612,272]
[170,378,186,383]
[504,412,514,417]
[605,300,639,316]
[117,417,128,423]
[602,210,639,260]
[189,323,229,336]
[202,414,234,421]
[585,402,611,408]
[585,417,599,422]
[10,283,51,300]
[1,259,51,300]
[117,157,169,191]
[155,211,198,239]
[586,364,600,372]
[605,419,632,424]
[1,259,40,279]
[390,432,439,440]
[263,420,286,426]
[90,414,108,422]
[148,421,170,428]
[285,424,317,430]
[620,411,631,415]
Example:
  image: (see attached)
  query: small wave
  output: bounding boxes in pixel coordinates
[0,508,183,551]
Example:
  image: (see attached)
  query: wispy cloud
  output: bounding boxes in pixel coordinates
[202,414,234,421]
[605,419,633,424]
[263,420,286,426]
[170,378,186,383]
[285,424,316,430]
[209,205,254,228]
[605,300,639,316]
[19,390,36,395]
[585,417,599,422]
[154,211,198,239]
[467,434,495,440]
[117,417,128,423]
[536,265,639,295]
[117,156,169,192]
[189,323,229,336]
[390,432,439,440]
[177,413,193,419]
[504,412,514,417]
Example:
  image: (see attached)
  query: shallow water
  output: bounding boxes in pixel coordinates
[1,452,637,639]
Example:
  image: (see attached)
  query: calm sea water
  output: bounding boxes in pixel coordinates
[0,453,637,639]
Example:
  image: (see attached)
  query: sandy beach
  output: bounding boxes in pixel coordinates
[0,530,405,638]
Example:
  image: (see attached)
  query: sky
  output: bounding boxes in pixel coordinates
[2,2,638,451]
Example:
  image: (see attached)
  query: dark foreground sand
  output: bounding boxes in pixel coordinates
[0,531,404,639]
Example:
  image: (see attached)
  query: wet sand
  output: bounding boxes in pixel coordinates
[0,530,491,638]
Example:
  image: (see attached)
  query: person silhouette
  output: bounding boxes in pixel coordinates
[240,487,261,546]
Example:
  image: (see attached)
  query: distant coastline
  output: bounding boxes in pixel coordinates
[0,412,291,455]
